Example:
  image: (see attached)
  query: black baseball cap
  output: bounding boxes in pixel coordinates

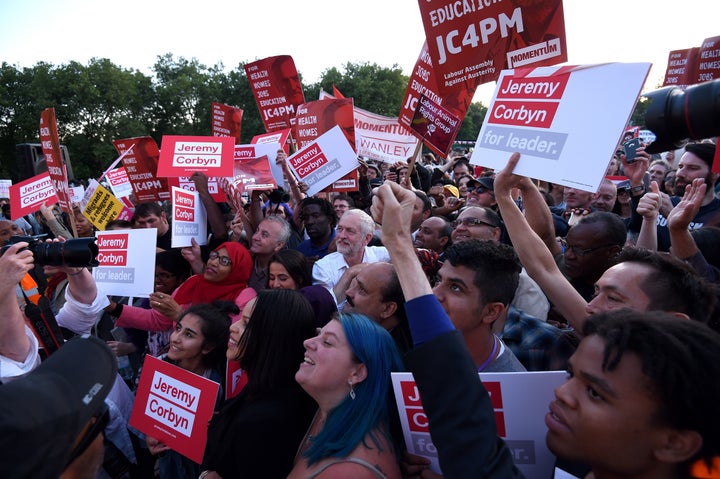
[0,335,117,477]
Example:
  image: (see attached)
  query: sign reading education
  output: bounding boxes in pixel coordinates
[171,187,207,248]
[392,371,565,479]
[472,63,651,192]
[130,355,220,464]
[113,137,170,203]
[158,136,235,178]
[244,55,306,132]
[417,0,567,96]
[93,228,156,297]
[9,173,57,220]
[39,108,71,212]
[286,126,358,197]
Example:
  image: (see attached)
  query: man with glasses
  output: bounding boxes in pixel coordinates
[465,177,498,210]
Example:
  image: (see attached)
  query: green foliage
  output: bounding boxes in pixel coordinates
[0,56,488,183]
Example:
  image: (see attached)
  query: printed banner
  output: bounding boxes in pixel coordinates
[471,63,651,192]
[417,0,567,96]
[244,55,306,132]
[286,125,358,197]
[106,167,134,198]
[171,186,208,248]
[410,94,463,158]
[211,102,243,143]
[320,90,418,164]
[696,35,720,83]
[82,180,127,231]
[130,355,220,464]
[392,370,566,479]
[92,228,156,297]
[399,41,475,154]
[662,48,700,88]
[113,137,170,203]
[39,108,71,212]
[158,135,235,178]
[9,172,58,220]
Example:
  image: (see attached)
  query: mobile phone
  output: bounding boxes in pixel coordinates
[623,138,642,163]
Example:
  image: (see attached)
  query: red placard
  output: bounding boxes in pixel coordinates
[211,102,243,143]
[130,355,220,464]
[400,42,475,137]
[696,35,720,84]
[295,98,355,151]
[417,0,567,96]
[662,48,700,88]
[410,94,463,158]
[231,154,277,194]
[251,128,292,154]
[165,176,227,203]
[112,137,170,203]
[157,135,235,178]
[9,172,58,219]
[244,55,306,132]
[39,108,71,212]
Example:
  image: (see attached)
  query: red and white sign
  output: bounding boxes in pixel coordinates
[472,63,651,192]
[39,108,71,212]
[158,135,235,178]
[287,126,359,197]
[9,172,58,219]
[417,0,567,96]
[244,55,306,133]
[93,228,156,297]
[0,179,10,199]
[106,167,134,198]
[392,370,565,479]
[211,102,243,143]
[410,94,463,158]
[113,137,170,203]
[130,355,220,464]
[171,186,207,248]
[166,176,227,203]
[662,48,700,88]
[696,35,720,83]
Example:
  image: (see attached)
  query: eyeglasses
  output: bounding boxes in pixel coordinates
[208,251,232,267]
[452,217,499,229]
[560,238,617,258]
[468,186,491,194]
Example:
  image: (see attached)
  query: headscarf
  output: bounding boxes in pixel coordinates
[300,285,338,328]
[173,242,252,306]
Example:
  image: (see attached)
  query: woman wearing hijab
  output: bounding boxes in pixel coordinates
[108,242,256,332]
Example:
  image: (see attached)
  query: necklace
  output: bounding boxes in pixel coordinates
[477,335,499,372]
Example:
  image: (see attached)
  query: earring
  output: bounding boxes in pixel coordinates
[349,380,356,400]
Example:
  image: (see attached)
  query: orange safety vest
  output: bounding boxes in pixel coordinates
[693,458,720,478]
[17,273,41,305]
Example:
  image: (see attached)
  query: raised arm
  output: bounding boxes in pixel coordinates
[494,153,588,332]
[0,242,35,363]
[667,178,706,260]
[191,172,228,242]
[635,181,662,251]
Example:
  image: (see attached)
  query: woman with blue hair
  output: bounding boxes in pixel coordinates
[288,313,404,478]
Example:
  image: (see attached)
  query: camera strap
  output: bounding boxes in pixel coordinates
[21,289,66,356]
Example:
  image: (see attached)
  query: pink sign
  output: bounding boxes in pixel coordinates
[157,135,235,178]
[130,355,220,463]
[9,172,58,219]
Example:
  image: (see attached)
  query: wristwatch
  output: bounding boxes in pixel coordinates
[630,185,646,196]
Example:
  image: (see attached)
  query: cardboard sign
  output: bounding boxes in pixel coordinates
[471,63,651,192]
[158,135,235,178]
[320,90,418,164]
[166,176,227,203]
[82,180,126,230]
[92,228,156,297]
[113,137,170,203]
[410,94,463,158]
[68,185,85,204]
[106,167,134,198]
[252,128,292,154]
[9,172,58,219]
[286,126,359,197]
[696,35,720,83]
[392,370,566,478]
[171,186,207,248]
[39,108,71,212]
[295,98,356,151]
[662,48,700,88]
[211,102,243,143]
[130,355,220,464]
[230,155,277,194]
[244,55,306,132]
[399,41,475,154]
[233,143,284,188]
[417,0,567,96]
[0,179,12,199]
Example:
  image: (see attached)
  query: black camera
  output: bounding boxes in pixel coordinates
[1,235,99,268]
[268,188,290,204]
[642,78,720,154]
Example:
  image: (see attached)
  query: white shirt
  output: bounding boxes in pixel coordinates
[312,246,391,303]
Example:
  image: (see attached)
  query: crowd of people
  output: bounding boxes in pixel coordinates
[1,136,720,479]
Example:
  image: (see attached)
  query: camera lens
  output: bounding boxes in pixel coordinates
[643,78,720,154]
[33,238,100,268]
